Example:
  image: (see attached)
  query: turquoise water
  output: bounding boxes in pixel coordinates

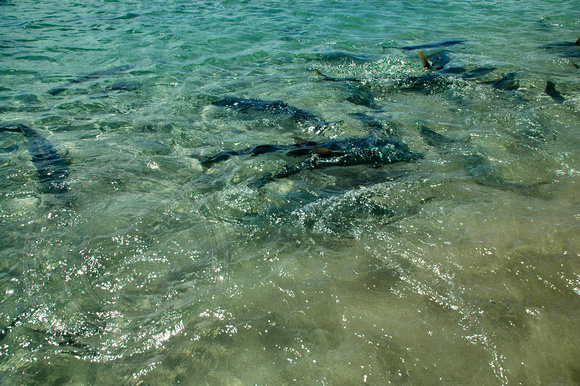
[1,0,579,384]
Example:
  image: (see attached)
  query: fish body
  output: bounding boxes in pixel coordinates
[491,72,519,90]
[194,136,422,186]
[48,64,135,96]
[545,81,565,104]
[397,74,448,94]
[539,38,580,58]
[306,52,376,64]
[212,97,327,128]
[460,66,497,79]
[0,123,69,194]
[419,126,536,192]
[399,40,466,51]
[315,69,360,82]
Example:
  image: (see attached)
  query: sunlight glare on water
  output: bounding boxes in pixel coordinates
[0,0,579,384]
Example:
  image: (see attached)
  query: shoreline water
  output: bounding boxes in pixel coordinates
[1,1,579,384]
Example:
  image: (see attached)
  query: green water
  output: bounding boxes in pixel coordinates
[0,0,579,384]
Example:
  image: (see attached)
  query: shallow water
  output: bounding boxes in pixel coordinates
[1,0,579,384]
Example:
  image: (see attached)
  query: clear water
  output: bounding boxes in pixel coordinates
[1,0,579,384]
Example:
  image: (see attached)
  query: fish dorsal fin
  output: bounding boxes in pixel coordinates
[312,146,338,157]
[417,51,432,69]
[315,69,333,80]
[576,37,580,45]
[432,53,440,66]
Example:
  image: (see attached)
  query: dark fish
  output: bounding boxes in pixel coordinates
[193,136,422,187]
[491,73,519,91]
[545,81,565,104]
[305,51,376,64]
[0,144,18,153]
[461,66,497,79]
[397,74,448,94]
[348,113,385,133]
[48,64,135,96]
[398,40,466,51]
[111,13,140,20]
[261,137,422,186]
[417,51,452,70]
[419,126,457,148]
[539,37,580,58]
[104,80,141,92]
[314,70,377,108]
[346,84,378,109]
[212,97,328,128]
[193,140,316,168]
[0,123,69,194]
[430,52,452,71]
[0,314,21,341]
[315,69,361,82]
[419,126,538,192]
[399,54,499,94]
[417,51,498,79]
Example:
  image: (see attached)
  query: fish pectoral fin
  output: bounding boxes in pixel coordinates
[417,51,433,69]
[311,146,344,158]
[312,146,334,156]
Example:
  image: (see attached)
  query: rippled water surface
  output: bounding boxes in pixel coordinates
[1,0,579,384]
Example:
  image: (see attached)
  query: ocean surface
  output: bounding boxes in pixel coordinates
[1,0,579,384]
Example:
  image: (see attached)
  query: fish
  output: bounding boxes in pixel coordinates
[193,136,423,187]
[315,69,361,82]
[397,73,449,94]
[345,84,378,109]
[544,81,565,104]
[0,314,21,341]
[490,72,519,91]
[0,144,19,153]
[538,37,580,58]
[460,66,497,79]
[303,51,376,64]
[314,70,377,108]
[348,113,391,135]
[398,52,497,93]
[397,40,466,51]
[419,52,517,92]
[417,51,499,79]
[212,97,328,129]
[48,64,135,96]
[417,51,454,71]
[419,126,539,193]
[0,123,69,194]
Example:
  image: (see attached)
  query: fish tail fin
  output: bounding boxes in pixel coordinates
[417,51,432,69]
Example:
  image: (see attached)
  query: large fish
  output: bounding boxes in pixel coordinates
[193,136,422,187]
[538,37,580,58]
[48,64,135,96]
[545,81,565,104]
[0,123,69,194]
[212,97,328,129]
[419,126,540,193]
[389,40,466,51]
[405,51,518,93]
